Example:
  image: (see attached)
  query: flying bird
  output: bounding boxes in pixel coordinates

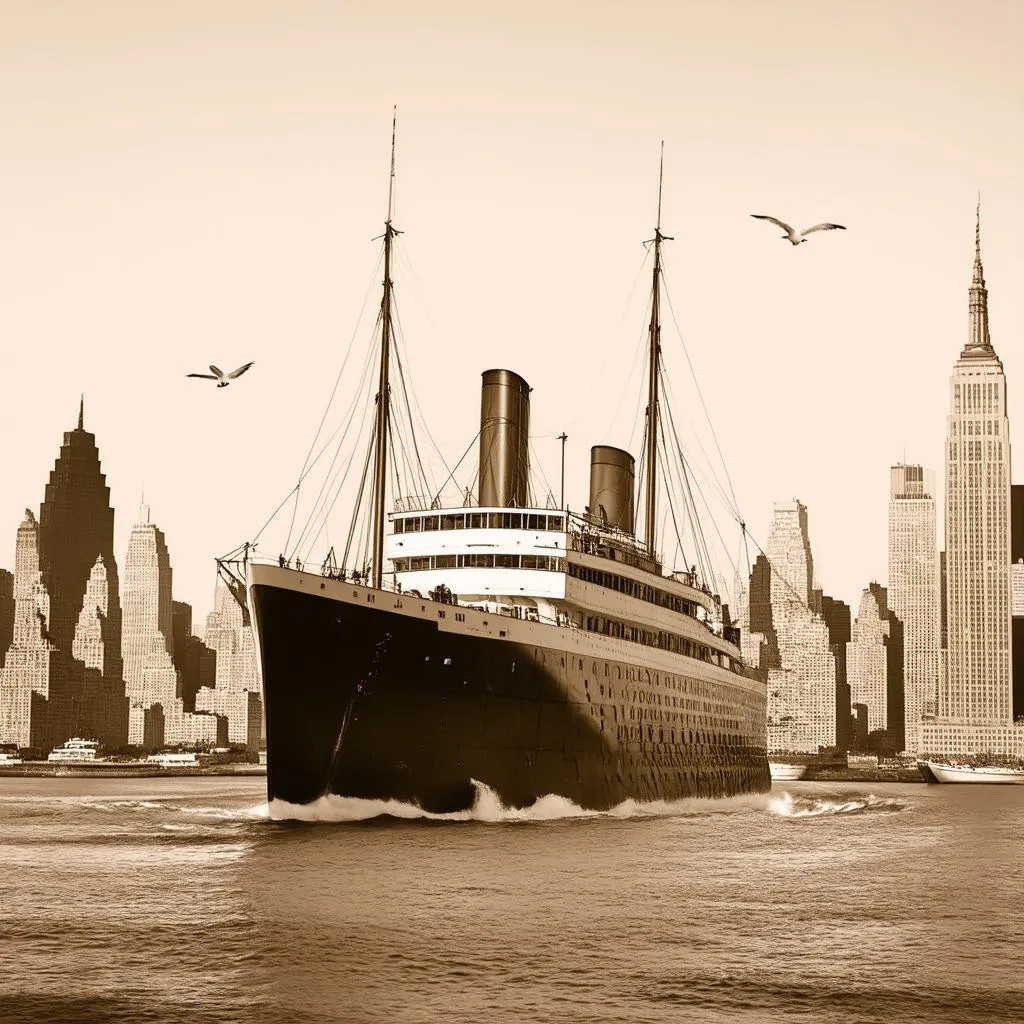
[186,362,255,388]
[750,214,846,246]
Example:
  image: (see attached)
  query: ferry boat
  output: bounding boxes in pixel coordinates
[231,122,770,813]
[47,738,102,763]
[917,760,1024,785]
[0,751,23,765]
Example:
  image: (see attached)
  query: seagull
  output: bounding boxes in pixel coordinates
[750,214,846,246]
[186,362,255,388]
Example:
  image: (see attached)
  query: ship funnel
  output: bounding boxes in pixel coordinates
[589,445,635,534]
[478,369,531,508]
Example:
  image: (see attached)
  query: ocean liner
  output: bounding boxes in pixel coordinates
[237,121,769,812]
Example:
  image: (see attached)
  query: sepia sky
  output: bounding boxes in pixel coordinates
[1,0,1022,622]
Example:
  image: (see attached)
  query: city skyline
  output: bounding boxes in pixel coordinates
[1,0,1022,623]
[0,404,263,753]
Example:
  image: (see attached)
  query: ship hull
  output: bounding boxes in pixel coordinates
[917,760,1024,785]
[250,569,769,812]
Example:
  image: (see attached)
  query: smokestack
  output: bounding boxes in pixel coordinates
[589,445,635,534]
[478,369,531,508]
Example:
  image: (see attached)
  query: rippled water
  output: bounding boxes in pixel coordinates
[1,777,1022,1023]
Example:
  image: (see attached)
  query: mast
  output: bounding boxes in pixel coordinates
[371,108,400,589]
[558,432,568,510]
[644,143,672,554]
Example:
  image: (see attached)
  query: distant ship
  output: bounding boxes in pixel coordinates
[917,760,1024,785]
[769,762,806,781]
[235,126,769,813]
[47,738,102,763]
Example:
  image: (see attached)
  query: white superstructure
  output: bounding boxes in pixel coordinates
[384,507,743,676]
[47,738,102,762]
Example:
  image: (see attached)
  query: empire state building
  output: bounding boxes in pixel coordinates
[924,203,1020,757]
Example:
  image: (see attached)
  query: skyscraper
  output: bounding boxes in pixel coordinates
[0,569,13,670]
[848,582,904,752]
[37,400,123,684]
[120,504,221,747]
[171,601,217,712]
[819,595,852,752]
[923,203,1020,757]
[72,554,128,747]
[195,581,264,750]
[0,403,132,752]
[849,586,890,734]
[762,501,836,752]
[121,504,175,705]
[0,511,68,750]
[1012,485,1024,720]
[888,464,940,754]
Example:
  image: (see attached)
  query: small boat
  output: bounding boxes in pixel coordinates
[917,760,1024,785]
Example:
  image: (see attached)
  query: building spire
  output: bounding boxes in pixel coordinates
[78,394,84,430]
[967,193,991,352]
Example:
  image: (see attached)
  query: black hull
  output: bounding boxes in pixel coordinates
[251,580,770,813]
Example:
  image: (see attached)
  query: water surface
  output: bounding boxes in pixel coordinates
[1,777,1021,1023]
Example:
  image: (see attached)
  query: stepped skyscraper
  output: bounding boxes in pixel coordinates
[924,202,1020,757]
[38,400,123,679]
[0,404,129,750]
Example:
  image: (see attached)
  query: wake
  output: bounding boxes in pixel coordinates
[63,785,905,826]
[263,779,776,824]
[768,790,904,818]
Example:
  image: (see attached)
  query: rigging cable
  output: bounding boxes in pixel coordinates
[249,327,378,552]
[563,245,654,432]
[660,251,741,515]
[290,332,381,557]
[392,245,460,484]
[342,417,378,571]
[283,248,384,554]
[431,429,482,508]
[658,375,714,583]
[528,439,557,510]
[391,296,441,496]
